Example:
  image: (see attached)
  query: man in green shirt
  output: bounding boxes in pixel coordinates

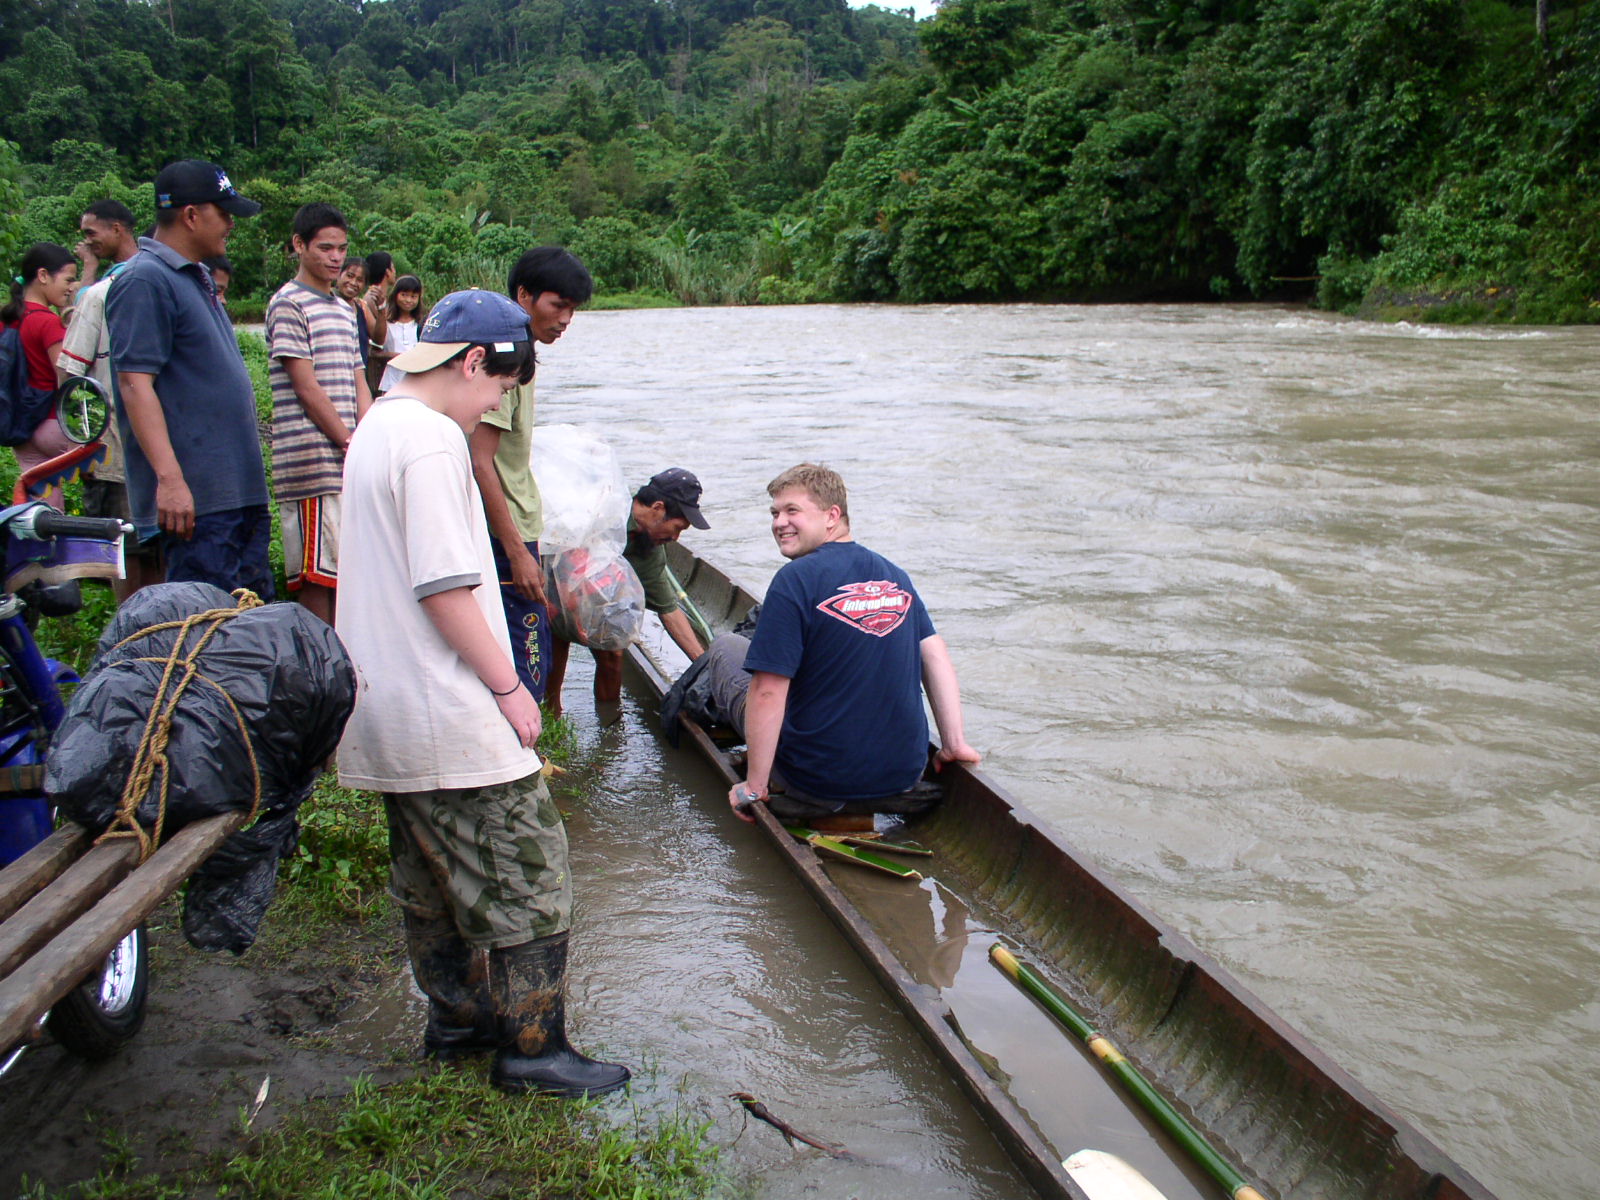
[470,247,591,700]
[546,469,710,722]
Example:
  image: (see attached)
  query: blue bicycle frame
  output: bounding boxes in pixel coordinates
[0,592,78,864]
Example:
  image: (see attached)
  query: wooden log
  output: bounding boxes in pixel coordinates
[0,824,88,924]
[0,811,246,1052]
[0,764,46,793]
[0,839,141,980]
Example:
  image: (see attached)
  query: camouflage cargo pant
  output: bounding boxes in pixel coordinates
[383,772,571,949]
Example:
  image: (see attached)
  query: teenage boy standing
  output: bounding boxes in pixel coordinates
[267,202,372,624]
[468,247,590,702]
[337,290,630,1098]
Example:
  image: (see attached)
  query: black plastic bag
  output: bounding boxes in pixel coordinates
[46,583,356,952]
[180,806,303,955]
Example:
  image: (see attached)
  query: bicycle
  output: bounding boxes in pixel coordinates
[0,375,144,1075]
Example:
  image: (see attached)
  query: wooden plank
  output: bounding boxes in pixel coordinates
[0,764,46,793]
[0,824,88,923]
[0,838,140,980]
[0,810,246,1052]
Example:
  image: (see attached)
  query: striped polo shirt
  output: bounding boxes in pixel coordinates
[267,279,362,500]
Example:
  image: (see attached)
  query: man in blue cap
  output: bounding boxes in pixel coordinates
[105,159,274,597]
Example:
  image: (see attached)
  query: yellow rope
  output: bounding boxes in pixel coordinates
[95,590,266,861]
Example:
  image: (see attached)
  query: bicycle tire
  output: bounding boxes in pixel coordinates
[45,924,148,1058]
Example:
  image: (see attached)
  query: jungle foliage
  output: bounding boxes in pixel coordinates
[0,0,1594,319]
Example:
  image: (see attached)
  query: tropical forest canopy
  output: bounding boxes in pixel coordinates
[1,0,1595,320]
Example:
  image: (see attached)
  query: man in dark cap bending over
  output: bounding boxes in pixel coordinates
[545,468,710,722]
[701,462,980,823]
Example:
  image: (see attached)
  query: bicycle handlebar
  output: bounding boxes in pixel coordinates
[29,510,130,542]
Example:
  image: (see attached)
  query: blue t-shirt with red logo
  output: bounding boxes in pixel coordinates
[743,540,935,801]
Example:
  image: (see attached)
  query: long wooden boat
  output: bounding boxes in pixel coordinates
[625,543,1499,1200]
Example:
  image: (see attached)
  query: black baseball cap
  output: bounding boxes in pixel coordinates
[153,160,262,217]
[649,468,709,529]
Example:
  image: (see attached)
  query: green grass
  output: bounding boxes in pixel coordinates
[17,1071,722,1200]
[276,775,392,931]
[537,708,577,768]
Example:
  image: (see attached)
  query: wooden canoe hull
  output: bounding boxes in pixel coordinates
[627,543,1498,1200]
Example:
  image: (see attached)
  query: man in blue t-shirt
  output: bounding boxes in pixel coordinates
[711,463,981,822]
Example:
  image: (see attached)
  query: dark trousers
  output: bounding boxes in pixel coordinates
[161,504,275,600]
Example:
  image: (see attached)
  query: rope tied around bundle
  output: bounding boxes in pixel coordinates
[94,589,266,862]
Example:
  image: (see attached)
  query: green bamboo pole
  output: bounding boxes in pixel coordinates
[808,835,924,880]
[663,564,715,649]
[989,945,1267,1200]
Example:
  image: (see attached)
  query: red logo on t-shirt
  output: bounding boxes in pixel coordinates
[816,581,912,637]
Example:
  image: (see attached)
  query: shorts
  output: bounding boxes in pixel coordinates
[383,772,571,949]
[279,494,340,590]
[162,504,275,601]
[492,537,552,702]
[82,478,159,563]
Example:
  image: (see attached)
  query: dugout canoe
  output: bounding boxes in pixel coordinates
[625,542,1500,1200]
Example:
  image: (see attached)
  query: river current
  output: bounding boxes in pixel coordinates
[529,303,1596,1200]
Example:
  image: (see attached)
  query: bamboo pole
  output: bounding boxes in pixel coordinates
[990,944,1268,1200]
[664,563,715,649]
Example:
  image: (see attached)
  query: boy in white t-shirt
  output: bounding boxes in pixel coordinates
[336,289,628,1098]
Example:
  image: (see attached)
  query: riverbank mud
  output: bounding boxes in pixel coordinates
[0,904,414,1195]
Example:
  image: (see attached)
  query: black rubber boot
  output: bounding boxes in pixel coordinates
[402,910,495,1059]
[488,932,631,1097]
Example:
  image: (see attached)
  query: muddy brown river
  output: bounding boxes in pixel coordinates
[5,304,1590,1200]
[530,303,1596,1200]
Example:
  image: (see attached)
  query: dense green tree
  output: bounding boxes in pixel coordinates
[0,139,25,268]
[0,0,1592,318]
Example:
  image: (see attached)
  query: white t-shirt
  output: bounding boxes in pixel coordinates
[56,275,126,481]
[378,319,420,395]
[335,394,540,792]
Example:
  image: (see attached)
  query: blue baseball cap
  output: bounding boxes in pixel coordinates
[388,289,532,374]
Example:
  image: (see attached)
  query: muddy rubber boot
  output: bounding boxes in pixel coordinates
[488,932,630,1097]
[402,910,495,1058]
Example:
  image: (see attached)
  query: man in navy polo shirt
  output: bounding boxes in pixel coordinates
[709,462,981,823]
[105,159,274,598]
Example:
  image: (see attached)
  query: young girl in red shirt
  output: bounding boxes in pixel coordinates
[2,242,78,506]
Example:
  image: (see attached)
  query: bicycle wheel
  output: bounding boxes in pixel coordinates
[51,375,112,445]
[46,924,148,1058]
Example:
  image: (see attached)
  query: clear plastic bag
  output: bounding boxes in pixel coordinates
[530,424,629,554]
[545,545,645,651]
